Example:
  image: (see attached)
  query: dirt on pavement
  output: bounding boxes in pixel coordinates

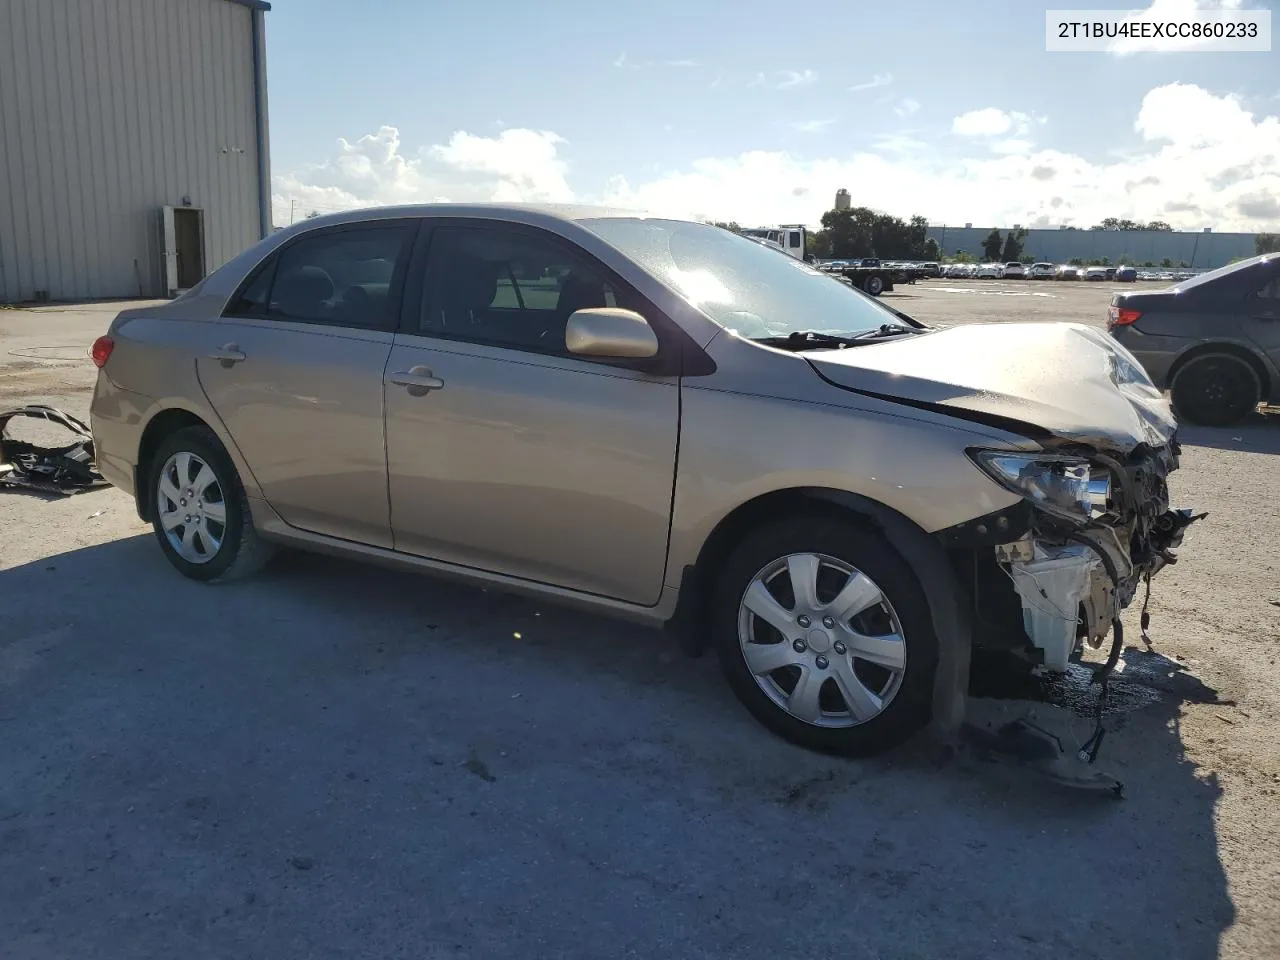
[1,286,1277,959]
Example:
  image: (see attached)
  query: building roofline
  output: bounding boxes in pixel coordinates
[225,0,271,11]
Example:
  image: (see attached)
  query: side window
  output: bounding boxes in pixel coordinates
[1256,273,1280,300]
[226,259,274,315]
[227,224,412,328]
[419,225,630,354]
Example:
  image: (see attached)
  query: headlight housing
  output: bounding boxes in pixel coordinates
[970,450,1109,524]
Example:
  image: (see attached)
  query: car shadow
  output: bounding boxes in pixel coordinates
[1177,409,1280,455]
[0,536,1235,958]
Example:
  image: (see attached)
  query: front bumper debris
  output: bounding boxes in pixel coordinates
[0,405,108,495]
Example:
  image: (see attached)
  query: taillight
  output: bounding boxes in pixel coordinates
[91,335,114,368]
[1107,306,1142,326]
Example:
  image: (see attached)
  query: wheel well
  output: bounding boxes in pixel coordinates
[666,487,913,656]
[1168,343,1269,398]
[134,409,209,521]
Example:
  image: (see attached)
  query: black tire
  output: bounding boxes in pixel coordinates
[710,515,938,756]
[147,425,274,582]
[1170,353,1261,427]
[863,274,885,296]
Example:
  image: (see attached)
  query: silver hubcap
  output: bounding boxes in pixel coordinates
[156,451,227,564]
[737,553,907,728]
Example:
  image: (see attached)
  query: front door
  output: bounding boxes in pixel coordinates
[194,220,417,548]
[384,221,679,604]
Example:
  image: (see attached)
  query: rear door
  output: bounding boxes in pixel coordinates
[1241,261,1280,361]
[194,220,417,548]
[383,220,680,604]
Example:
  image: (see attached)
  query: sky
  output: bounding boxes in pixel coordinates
[262,0,1280,232]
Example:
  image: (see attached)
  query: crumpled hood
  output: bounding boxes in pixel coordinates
[806,322,1176,453]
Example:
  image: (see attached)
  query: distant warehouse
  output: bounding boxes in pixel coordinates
[0,0,271,302]
[928,224,1256,270]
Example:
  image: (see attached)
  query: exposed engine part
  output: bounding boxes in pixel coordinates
[1006,543,1100,672]
[993,534,1034,564]
[0,404,106,495]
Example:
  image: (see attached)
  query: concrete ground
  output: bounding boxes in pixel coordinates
[1,285,1278,960]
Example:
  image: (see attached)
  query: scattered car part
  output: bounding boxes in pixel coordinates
[0,405,107,495]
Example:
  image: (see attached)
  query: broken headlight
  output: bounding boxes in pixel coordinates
[969,450,1100,524]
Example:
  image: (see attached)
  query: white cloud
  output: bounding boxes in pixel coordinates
[792,118,836,133]
[1109,0,1247,55]
[775,69,817,90]
[849,72,893,92]
[747,71,766,88]
[952,107,1017,136]
[273,85,1280,234]
[270,126,570,225]
[991,139,1035,155]
[894,98,921,118]
[428,128,572,203]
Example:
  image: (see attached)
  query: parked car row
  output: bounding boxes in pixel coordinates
[937,262,1171,282]
[817,259,1201,284]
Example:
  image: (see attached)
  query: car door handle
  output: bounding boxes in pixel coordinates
[388,366,445,395]
[208,343,246,365]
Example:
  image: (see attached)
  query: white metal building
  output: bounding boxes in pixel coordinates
[0,0,271,302]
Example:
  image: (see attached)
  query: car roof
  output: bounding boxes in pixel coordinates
[288,202,669,232]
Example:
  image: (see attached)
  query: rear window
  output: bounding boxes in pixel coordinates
[1172,254,1275,293]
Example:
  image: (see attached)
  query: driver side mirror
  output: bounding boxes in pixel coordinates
[565,308,659,359]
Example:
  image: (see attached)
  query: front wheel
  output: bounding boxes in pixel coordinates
[148,425,274,582]
[711,516,938,756]
[1170,353,1261,427]
[863,274,885,296]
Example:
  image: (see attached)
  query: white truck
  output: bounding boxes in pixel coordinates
[740,224,808,260]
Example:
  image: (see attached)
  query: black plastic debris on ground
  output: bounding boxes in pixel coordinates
[0,405,108,496]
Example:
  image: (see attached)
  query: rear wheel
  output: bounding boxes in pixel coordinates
[863,274,885,296]
[148,425,274,582]
[711,516,937,756]
[1170,353,1261,427]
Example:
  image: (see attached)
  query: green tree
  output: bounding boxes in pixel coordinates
[1160,257,1173,268]
[1257,233,1280,255]
[1000,227,1028,261]
[951,250,975,263]
[981,229,1004,261]
[1145,221,1173,232]
[1019,253,1034,264]
[1141,260,1154,267]
[923,237,941,260]
[1069,257,1085,266]
[807,228,832,259]
[818,206,935,260]
[305,210,320,219]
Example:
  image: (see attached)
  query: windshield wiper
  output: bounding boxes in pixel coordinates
[754,324,924,351]
[852,323,926,340]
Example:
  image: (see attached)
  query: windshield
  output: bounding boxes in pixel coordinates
[579,217,900,340]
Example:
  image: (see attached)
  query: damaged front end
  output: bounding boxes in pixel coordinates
[972,439,1203,676]
[951,436,1205,791]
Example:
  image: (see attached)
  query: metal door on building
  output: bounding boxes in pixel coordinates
[159,205,206,297]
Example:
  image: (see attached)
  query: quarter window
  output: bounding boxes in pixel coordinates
[226,224,413,329]
[420,225,629,354]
